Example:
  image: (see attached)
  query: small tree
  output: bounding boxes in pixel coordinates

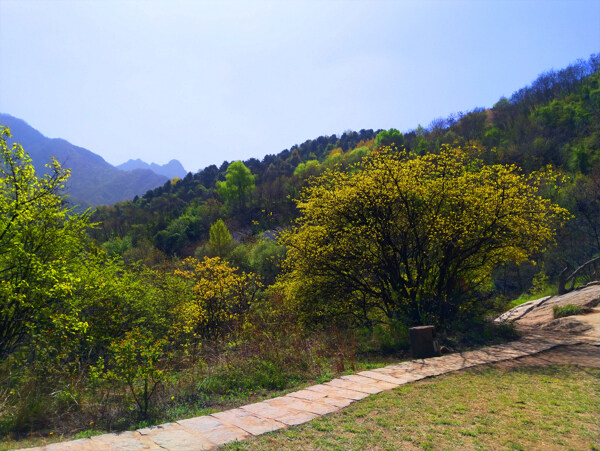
[208,219,233,257]
[174,257,261,344]
[92,329,169,420]
[279,146,570,328]
[373,128,404,149]
[217,161,256,213]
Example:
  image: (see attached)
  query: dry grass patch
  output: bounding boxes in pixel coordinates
[223,365,600,451]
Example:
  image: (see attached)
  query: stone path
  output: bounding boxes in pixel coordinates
[19,331,596,451]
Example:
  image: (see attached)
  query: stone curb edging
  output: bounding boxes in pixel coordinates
[18,334,593,451]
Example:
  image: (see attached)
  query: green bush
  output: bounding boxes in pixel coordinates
[199,358,301,397]
[90,330,170,420]
[355,321,410,356]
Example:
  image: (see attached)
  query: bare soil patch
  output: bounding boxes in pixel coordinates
[492,343,600,369]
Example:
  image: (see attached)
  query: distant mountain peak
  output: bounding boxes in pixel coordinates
[118,158,187,179]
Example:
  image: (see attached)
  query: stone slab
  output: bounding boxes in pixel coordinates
[267,395,340,415]
[211,408,285,436]
[340,374,399,389]
[287,389,356,408]
[178,416,249,446]
[177,416,226,434]
[403,364,447,376]
[241,401,317,426]
[509,343,549,353]
[18,438,103,451]
[466,351,508,363]
[484,349,528,359]
[369,369,422,383]
[315,394,355,408]
[357,370,412,385]
[89,431,163,450]
[388,370,430,381]
[286,388,329,401]
[325,378,384,394]
[305,383,370,400]
[371,366,422,377]
[138,423,214,451]
[383,362,416,372]
[385,364,437,377]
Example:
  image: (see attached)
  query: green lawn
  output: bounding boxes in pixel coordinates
[223,365,600,451]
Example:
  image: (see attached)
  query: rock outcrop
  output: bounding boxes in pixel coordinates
[496,282,600,342]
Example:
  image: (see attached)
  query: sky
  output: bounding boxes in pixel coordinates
[0,0,599,173]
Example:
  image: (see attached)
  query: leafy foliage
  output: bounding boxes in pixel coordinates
[0,126,92,360]
[229,238,286,286]
[208,219,233,257]
[2,55,600,443]
[174,257,261,343]
[373,128,404,148]
[217,161,256,214]
[279,146,569,327]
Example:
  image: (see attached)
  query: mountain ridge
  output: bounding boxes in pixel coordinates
[117,158,187,179]
[0,113,168,208]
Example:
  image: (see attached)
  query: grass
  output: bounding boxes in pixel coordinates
[223,365,600,451]
[508,285,556,309]
[0,317,417,448]
[553,304,592,319]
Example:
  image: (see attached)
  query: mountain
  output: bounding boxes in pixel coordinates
[0,114,168,208]
[117,158,187,179]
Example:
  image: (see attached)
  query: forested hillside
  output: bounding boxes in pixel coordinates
[91,54,599,297]
[90,127,380,258]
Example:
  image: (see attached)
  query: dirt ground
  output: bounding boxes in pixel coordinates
[491,343,599,369]
[493,283,600,370]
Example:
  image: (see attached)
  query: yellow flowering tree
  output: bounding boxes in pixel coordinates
[279,146,570,327]
[174,257,260,349]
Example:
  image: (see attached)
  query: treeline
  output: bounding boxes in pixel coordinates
[400,55,600,294]
[89,128,379,257]
[403,54,599,172]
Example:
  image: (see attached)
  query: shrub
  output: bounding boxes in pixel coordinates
[91,330,170,420]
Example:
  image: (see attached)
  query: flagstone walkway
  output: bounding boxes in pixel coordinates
[20,331,597,451]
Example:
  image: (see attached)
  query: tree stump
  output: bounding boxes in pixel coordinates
[409,325,439,358]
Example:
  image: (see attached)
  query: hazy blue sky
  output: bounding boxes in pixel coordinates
[1,0,598,173]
